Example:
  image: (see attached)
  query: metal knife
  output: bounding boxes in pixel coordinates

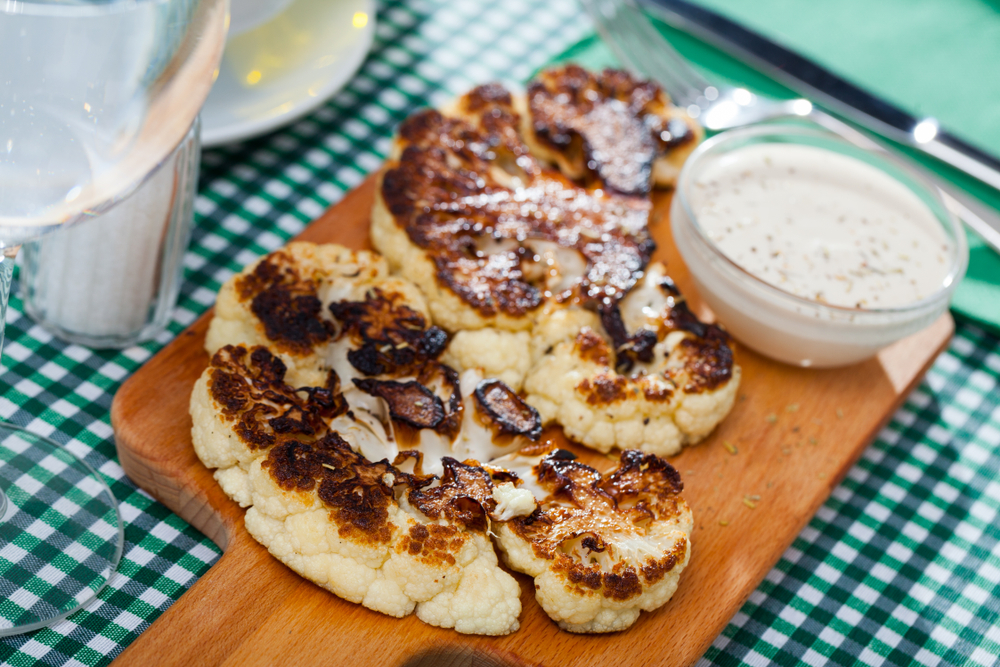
[642,0,1000,194]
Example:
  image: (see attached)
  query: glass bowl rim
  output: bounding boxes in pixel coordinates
[673,123,969,317]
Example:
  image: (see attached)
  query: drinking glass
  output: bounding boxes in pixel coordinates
[0,0,227,634]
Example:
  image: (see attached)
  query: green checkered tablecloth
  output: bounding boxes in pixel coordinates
[1,1,998,665]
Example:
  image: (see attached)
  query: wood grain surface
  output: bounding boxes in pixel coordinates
[110,176,953,667]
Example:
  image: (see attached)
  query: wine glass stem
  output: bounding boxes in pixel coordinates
[0,245,21,518]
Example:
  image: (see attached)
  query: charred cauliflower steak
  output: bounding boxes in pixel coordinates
[523,264,740,456]
[372,79,654,333]
[490,447,693,633]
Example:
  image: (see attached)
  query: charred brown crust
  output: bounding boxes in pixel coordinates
[407,458,497,532]
[508,449,687,602]
[528,65,694,196]
[397,523,466,566]
[474,379,542,441]
[651,276,735,393]
[577,373,630,406]
[574,273,734,398]
[263,433,402,544]
[601,449,684,498]
[235,251,335,355]
[353,378,446,429]
[208,345,347,450]
[574,328,611,366]
[600,303,657,372]
[381,88,654,318]
[329,287,448,377]
[676,327,734,393]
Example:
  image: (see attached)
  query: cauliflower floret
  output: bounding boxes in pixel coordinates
[491,481,536,521]
[523,264,740,456]
[205,242,389,386]
[441,328,532,392]
[492,447,692,633]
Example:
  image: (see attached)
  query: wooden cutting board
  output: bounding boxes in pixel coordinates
[110,176,952,667]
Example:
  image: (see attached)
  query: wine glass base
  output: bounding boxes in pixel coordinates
[0,425,122,636]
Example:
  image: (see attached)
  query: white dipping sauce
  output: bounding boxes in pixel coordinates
[689,143,950,309]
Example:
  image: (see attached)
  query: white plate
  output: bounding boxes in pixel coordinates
[200,0,375,147]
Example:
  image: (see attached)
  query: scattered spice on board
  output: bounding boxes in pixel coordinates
[782,446,792,456]
[766,413,778,424]
[742,496,757,509]
[723,440,738,455]
[809,436,818,445]
[719,519,730,526]
[786,404,799,413]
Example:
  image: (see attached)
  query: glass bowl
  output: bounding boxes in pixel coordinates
[670,124,968,368]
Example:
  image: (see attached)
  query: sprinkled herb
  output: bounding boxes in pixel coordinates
[723,441,738,455]
[742,497,757,509]
[719,519,730,527]
[786,404,799,413]
[766,414,778,424]
[809,436,818,445]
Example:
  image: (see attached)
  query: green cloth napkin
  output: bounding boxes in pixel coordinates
[547,0,1000,334]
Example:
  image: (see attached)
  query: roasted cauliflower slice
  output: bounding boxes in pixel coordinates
[523,263,740,456]
[372,80,654,334]
[491,447,693,633]
[192,343,531,635]
[520,65,702,195]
